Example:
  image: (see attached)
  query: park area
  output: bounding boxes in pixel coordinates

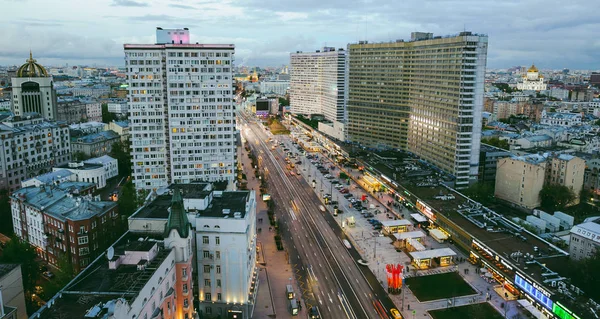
[266,118,290,135]
[405,272,476,302]
[428,303,504,319]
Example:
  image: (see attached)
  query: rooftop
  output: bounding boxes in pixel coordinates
[56,162,104,171]
[130,194,172,220]
[84,155,116,166]
[0,264,19,278]
[72,130,119,144]
[170,183,211,199]
[201,191,250,218]
[24,169,73,184]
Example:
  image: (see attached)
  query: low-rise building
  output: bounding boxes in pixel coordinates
[0,114,71,192]
[71,130,119,158]
[569,217,600,260]
[104,120,129,141]
[68,121,105,135]
[10,182,121,272]
[514,134,553,149]
[540,110,582,127]
[51,155,118,189]
[21,169,73,188]
[107,102,128,115]
[85,102,102,122]
[495,154,548,209]
[545,154,585,205]
[0,264,27,319]
[56,99,87,124]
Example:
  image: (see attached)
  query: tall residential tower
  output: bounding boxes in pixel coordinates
[347,32,488,187]
[125,28,237,190]
[289,47,346,123]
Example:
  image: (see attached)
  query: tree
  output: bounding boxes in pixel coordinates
[0,237,40,293]
[539,184,576,212]
[0,190,13,236]
[595,119,600,126]
[118,180,138,216]
[109,140,132,178]
[278,97,290,106]
[101,103,117,123]
[564,250,600,301]
[72,151,90,162]
[461,182,496,206]
[41,254,74,299]
[481,137,510,150]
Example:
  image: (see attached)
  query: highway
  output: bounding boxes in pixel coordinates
[239,112,397,319]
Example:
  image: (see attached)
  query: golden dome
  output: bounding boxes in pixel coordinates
[16,51,48,78]
[527,64,538,73]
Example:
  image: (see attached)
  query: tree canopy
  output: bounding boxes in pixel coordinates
[0,237,40,293]
[0,190,13,236]
[109,140,132,178]
[101,103,117,123]
[539,184,576,212]
[481,137,510,150]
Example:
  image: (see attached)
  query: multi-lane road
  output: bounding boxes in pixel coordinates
[239,112,397,319]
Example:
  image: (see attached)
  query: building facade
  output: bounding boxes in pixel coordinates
[545,154,585,205]
[347,32,488,187]
[10,52,58,121]
[0,264,27,319]
[478,144,512,183]
[540,110,582,127]
[85,102,102,122]
[125,28,237,190]
[10,182,121,272]
[70,130,120,158]
[0,114,71,192]
[56,100,88,124]
[495,155,547,209]
[51,155,118,189]
[107,102,128,115]
[290,47,346,123]
[259,80,289,96]
[569,218,600,260]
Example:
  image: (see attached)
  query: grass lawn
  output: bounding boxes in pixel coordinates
[405,272,476,301]
[268,119,290,135]
[428,303,504,319]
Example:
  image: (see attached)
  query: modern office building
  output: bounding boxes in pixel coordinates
[347,32,488,187]
[0,114,71,192]
[290,47,346,122]
[10,52,58,121]
[125,28,237,190]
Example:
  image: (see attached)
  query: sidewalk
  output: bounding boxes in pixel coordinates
[241,147,307,319]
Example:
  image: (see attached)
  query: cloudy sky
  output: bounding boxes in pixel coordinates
[2,0,599,69]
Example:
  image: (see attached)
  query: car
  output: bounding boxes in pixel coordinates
[309,306,320,319]
[357,259,369,266]
[43,271,55,279]
[329,201,338,206]
[331,180,340,184]
[390,308,403,319]
[325,175,334,179]
[373,225,382,230]
[340,189,350,194]
[349,198,356,202]
[365,213,374,218]
[295,161,302,165]
[343,193,353,198]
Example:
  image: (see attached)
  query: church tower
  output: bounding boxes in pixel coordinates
[11,52,58,120]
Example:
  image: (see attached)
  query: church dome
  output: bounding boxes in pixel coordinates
[527,64,539,73]
[16,51,48,78]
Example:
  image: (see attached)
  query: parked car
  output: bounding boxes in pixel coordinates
[329,201,339,206]
[340,189,349,194]
[43,271,55,279]
[331,180,340,184]
[343,193,353,198]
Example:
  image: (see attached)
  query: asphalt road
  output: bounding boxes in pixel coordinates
[239,113,397,319]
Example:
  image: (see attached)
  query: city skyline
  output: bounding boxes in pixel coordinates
[2,0,599,69]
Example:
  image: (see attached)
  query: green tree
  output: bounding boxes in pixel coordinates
[564,250,600,301]
[481,137,510,150]
[101,103,117,123]
[461,182,496,206]
[539,184,576,211]
[595,119,600,126]
[0,190,13,236]
[0,237,40,293]
[109,140,132,178]
[278,97,290,106]
[118,180,138,216]
[72,151,90,162]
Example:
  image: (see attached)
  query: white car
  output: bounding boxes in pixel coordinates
[324,174,332,178]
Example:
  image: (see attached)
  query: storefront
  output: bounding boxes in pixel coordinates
[409,248,456,269]
[381,219,412,234]
[393,230,426,251]
[429,228,449,243]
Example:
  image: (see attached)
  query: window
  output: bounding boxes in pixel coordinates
[217,293,222,301]
[203,236,209,244]
[216,265,221,274]
[79,225,86,233]
[182,267,187,278]
[78,236,88,245]
[216,251,220,259]
[204,279,210,286]
[183,283,188,293]
[184,298,190,307]
[204,265,210,273]
[79,247,89,256]
[203,250,210,258]
[205,306,211,314]
[204,293,211,301]
[215,236,220,245]
[217,279,221,287]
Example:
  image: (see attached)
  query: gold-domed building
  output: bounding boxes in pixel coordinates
[517,64,547,91]
[11,51,57,120]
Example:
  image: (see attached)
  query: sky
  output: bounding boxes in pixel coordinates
[1,0,599,69]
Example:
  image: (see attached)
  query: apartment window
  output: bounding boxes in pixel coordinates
[182,267,187,278]
[79,225,86,233]
[203,236,209,244]
[215,236,220,245]
[79,247,89,256]
[204,279,211,287]
[217,279,221,287]
[216,265,221,274]
[205,306,211,314]
[183,283,188,293]
[217,293,222,301]
[204,265,210,273]
[203,250,210,258]
[216,251,220,259]
[78,236,88,245]
[204,293,211,301]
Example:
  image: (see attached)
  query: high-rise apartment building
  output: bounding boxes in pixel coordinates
[125,28,237,190]
[347,32,488,187]
[290,47,346,123]
[11,52,58,121]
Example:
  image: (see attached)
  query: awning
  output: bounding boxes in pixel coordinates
[407,238,426,251]
[393,230,426,241]
[381,220,412,227]
[411,213,427,223]
[517,299,545,319]
[429,229,449,241]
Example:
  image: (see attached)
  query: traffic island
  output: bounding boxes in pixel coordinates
[428,303,504,319]
[405,272,476,302]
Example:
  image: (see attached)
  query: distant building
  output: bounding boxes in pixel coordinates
[255,97,278,117]
[290,47,346,123]
[10,52,58,121]
[0,114,71,192]
[584,158,600,197]
[545,154,585,205]
[21,169,74,188]
[104,120,130,141]
[106,102,128,115]
[540,110,582,127]
[50,155,118,189]
[569,217,600,260]
[0,264,27,319]
[56,100,87,124]
[259,80,289,96]
[70,130,120,158]
[478,144,512,183]
[85,102,102,122]
[495,154,547,209]
[591,72,600,88]
[10,182,121,272]
[68,121,105,135]
[517,64,547,91]
[514,134,553,149]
